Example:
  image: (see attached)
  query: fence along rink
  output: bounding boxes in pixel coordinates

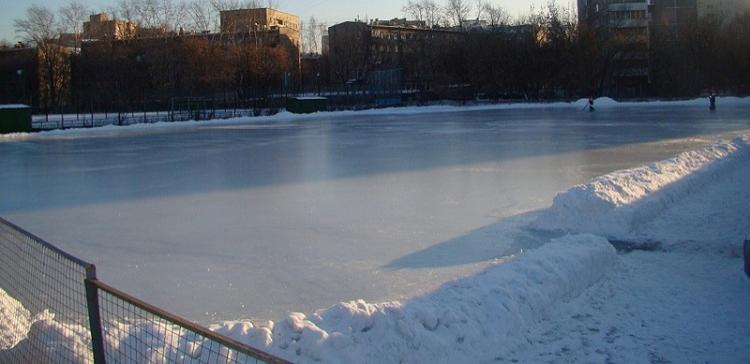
[0,217,289,364]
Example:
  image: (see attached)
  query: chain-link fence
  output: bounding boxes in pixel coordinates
[0,218,94,364]
[0,218,289,364]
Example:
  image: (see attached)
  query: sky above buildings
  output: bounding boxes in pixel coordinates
[1,0,565,43]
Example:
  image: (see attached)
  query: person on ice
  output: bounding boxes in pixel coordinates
[588,96,595,112]
[709,94,717,111]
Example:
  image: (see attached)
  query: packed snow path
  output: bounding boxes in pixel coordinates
[513,136,750,363]
[508,249,750,364]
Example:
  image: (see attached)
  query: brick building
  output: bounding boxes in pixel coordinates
[83,13,137,41]
[220,8,300,49]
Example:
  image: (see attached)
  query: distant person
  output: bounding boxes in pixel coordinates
[709,94,717,111]
[588,96,595,112]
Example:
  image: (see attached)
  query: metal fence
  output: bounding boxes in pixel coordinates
[0,217,289,364]
[31,109,259,131]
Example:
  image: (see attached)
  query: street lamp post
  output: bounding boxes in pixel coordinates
[17,69,26,106]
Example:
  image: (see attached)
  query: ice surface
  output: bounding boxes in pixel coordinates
[1,100,750,324]
[2,100,750,362]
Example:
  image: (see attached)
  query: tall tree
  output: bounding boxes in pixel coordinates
[482,2,509,27]
[188,0,218,33]
[15,5,70,110]
[445,0,472,28]
[403,1,426,23]
[302,17,326,54]
[59,1,89,49]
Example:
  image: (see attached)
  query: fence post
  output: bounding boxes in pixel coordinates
[744,240,749,277]
[85,266,107,364]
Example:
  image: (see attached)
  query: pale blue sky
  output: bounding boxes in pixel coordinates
[1,0,563,42]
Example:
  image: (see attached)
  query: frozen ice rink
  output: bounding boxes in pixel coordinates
[2,101,749,323]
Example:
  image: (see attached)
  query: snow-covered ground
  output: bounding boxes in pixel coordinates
[1,99,749,362]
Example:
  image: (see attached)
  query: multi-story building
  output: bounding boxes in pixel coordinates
[327,20,532,85]
[652,0,698,38]
[577,0,699,96]
[220,8,300,49]
[0,47,38,106]
[697,0,750,25]
[83,13,137,41]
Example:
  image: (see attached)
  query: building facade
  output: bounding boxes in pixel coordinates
[83,13,137,41]
[697,0,750,25]
[577,0,701,96]
[327,21,464,83]
[220,8,300,49]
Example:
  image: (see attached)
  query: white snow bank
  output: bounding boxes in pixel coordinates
[571,96,750,109]
[534,136,750,239]
[3,97,748,142]
[217,234,616,363]
[0,300,93,364]
[0,288,31,350]
[0,104,30,110]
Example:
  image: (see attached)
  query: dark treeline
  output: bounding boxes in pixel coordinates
[71,34,293,114]
[3,1,750,117]
[384,4,750,100]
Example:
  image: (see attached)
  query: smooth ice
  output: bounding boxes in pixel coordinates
[1,104,749,323]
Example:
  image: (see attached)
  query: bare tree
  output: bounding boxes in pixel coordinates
[15,5,58,43]
[423,0,442,28]
[482,2,510,27]
[188,0,218,32]
[209,0,240,11]
[474,0,485,21]
[113,0,186,33]
[59,1,89,50]
[302,16,321,54]
[15,5,70,110]
[209,0,264,11]
[111,0,137,22]
[403,1,426,23]
[445,0,471,28]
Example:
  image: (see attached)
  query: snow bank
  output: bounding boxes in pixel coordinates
[0,292,93,364]
[14,312,93,364]
[217,234,615,363]
[0,104,30,110]
[534,136,750,239]
[0,288,31,350]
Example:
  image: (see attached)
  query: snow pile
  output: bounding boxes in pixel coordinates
[0,302,93,364]
[214,234,615,363]
[17,312,93,364]
[0,104,30,110]
[0,288,32,350]
[103,320,208,363]
[534,136,750,239]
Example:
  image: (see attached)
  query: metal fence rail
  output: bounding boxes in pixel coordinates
[0,217,289,364]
